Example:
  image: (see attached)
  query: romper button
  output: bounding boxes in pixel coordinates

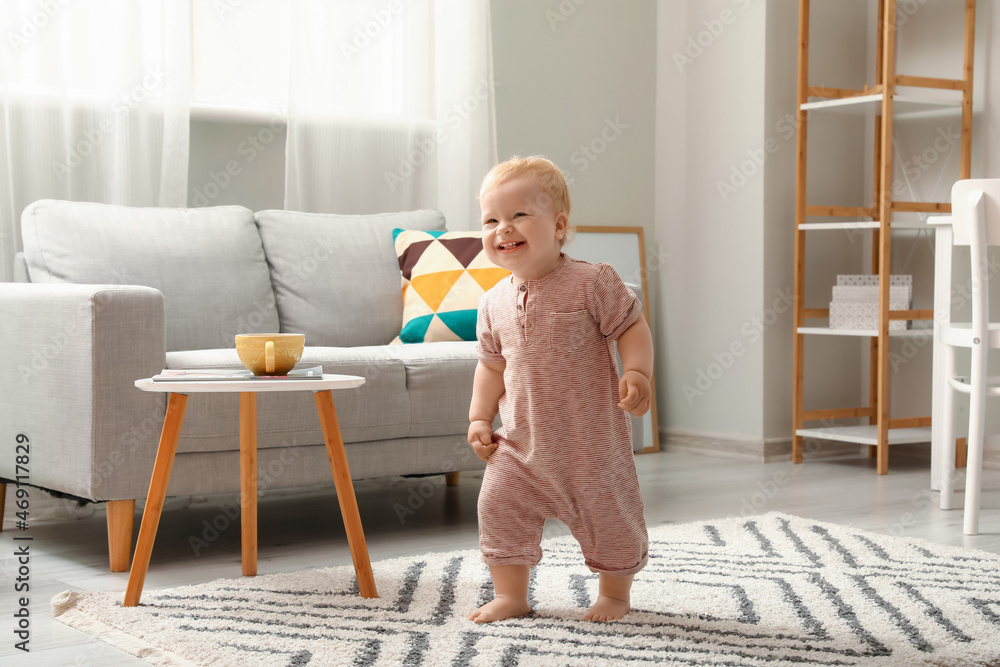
[517,305,523,310]
[518,284,526,292]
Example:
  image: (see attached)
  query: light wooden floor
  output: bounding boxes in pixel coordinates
[1,448,997,666]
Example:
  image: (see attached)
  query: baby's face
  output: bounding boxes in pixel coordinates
[480,177,568,283]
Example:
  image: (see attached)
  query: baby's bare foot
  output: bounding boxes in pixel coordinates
[467,596,532,623]
[583,594,631,622]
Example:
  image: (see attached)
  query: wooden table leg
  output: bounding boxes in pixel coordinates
[240,392,258,576]
[314,390,378,598]
[124,393,188,607]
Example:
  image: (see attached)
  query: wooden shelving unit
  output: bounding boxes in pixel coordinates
[792,0,976,474]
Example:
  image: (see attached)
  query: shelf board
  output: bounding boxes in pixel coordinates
[801,90,961,117]
[891,219,938,230]
[799,221,879,231]
[797,220,937,231]
[796,425,931,446]
[798,326,933,338]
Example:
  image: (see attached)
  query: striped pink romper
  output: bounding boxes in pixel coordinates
[475,255,649,576]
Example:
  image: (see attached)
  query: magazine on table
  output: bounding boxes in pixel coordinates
[152,366,324,382]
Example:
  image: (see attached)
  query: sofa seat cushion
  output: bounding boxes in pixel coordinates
[254,209,446,347]
[21,200,278,352]
[165,347,410,453]
[385,341,479,437]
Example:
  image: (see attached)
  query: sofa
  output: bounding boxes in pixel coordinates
[0,200,490,571]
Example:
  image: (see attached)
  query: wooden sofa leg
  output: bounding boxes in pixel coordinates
[0,482,5,532]
[445,472,460,486]
[107,500,136,572]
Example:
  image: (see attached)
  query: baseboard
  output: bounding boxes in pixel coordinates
[661,429,861,463]
[983,447,1000,470]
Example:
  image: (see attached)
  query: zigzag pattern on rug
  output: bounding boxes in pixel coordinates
[53,512,1000,666]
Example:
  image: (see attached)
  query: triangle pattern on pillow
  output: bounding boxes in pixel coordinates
[401,283,432,318]
[399,313,435,344]
[468,250,504,270]
[438,236,486,267]
[410,269,465,312]
[415,241,465,274]
[437,309,478,341]
[393,228,446,242]
[398,239,434,281]
[441,271,487,311]
[423,314,463,342]
[467,267,511,292]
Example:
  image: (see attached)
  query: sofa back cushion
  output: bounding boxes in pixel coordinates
[254,209,446,346]
[14,252,29,283]
[21,200,279,352]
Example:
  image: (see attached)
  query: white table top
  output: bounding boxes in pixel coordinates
[925,214,953,227]
[135,374,365,393]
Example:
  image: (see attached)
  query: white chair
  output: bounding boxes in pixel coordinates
[938,179,1000,535]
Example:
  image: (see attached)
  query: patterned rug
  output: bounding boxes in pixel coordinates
[53,512,1000,666]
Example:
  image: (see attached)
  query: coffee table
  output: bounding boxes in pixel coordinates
[123,374,377,606]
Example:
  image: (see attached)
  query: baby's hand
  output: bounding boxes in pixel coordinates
[468,420,498,461]
[618,370,651,416]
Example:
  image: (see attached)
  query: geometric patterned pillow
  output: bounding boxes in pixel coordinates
[392,229,510,344]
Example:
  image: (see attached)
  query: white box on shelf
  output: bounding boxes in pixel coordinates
[829,301,909,330]
[836,274,912,287]
[829,274,912,330]
[831,284,912,304]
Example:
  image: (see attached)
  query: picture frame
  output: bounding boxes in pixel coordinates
[569,225,660,454]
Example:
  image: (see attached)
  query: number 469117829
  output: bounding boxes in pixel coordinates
[14,433,30,526]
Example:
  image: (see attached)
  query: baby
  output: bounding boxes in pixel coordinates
[467,156,653,623]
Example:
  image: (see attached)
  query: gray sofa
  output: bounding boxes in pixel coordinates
[0,200,487,571]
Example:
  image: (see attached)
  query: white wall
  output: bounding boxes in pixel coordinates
[655,0,688,440]
[761,1,798,440]
[188,119,286,211]
[489,1,657,235]
[657,0,770,440]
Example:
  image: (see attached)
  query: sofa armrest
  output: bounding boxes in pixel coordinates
[0,283,166,501]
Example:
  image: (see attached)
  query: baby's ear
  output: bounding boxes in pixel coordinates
[554,211,569,239]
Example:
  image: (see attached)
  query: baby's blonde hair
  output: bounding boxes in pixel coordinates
[479,155,572,219]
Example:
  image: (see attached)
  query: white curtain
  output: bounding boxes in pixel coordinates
[0,0,190,281]
[285,0,496,230]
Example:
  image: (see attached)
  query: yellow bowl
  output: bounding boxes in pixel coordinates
[235,333,305,376]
